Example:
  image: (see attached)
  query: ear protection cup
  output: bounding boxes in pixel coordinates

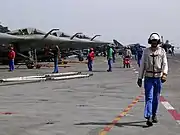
[148,33,161,44]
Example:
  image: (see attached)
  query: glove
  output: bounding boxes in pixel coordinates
[161,73,167,83]
[137,79,142,87]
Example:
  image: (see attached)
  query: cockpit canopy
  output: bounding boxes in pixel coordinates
[51,31,71,38]
[75,34,91,40]
[7,28,47,35]
[51,31,91,40]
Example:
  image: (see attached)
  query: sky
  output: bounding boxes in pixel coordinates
[0,0,180,46]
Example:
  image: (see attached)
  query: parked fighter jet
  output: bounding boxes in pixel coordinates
[51,31,115,57]
[0,27,112,64]
[5,28,112,51]
[51,30,111,48]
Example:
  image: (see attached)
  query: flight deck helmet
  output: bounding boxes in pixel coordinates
[148,33,161,44]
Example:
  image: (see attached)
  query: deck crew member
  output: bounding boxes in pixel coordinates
[112,46,116,63]
[50,45,60,73]
[8,46,16,71]
[87,48,95,71]
[137,33,168,126]
[122,46,132,68]
[137,46,143,67]
[107,45,114,72]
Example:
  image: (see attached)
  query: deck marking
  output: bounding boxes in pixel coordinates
[160,96,180,124]
[99,91,144,135]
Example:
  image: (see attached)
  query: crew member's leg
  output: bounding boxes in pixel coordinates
[53,57,58,73]
[88,60,92,71]
[134,53,137,60]
[113,55,115,63]
[152,78,162,122]
[90,60,93,71]
[144,77,154,126]
[12,59,15,71]
[87,60,90,71]
[107,59,112,72]
[123,58,125,68]
[9,60,12,71]
[137,58,141,67]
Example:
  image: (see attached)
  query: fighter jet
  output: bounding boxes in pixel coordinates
[5,28,113,51]
[0,28,112,64]
[51,31,112,48]
[51,31,114,57]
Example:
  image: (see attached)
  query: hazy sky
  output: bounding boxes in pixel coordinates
[0,0,180,46]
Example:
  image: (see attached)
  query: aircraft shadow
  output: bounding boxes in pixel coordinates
[113,66,128,68]
[0,67,28,70]
[77,70,109,73]
[0,80,42,86]
[74,120,150,128]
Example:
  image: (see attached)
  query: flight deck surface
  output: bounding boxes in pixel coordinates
[0,56,179,135]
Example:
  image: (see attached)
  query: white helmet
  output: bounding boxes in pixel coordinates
[148,33,161,44]
[149,33,160,40]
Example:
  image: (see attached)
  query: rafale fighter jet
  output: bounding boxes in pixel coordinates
[0,28,113,64]
[4,28,112,51]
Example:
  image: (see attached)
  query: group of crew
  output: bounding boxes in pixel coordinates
[5,43,146,73]
[86,45,144,72]
[86,45,120,72]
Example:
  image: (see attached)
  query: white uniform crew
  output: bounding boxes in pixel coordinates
[137,33,168,126]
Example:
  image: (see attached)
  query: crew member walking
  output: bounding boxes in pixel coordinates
[8,46,16,71]
[137,33,168,126]
[51,45,60,73]
[171,46,175,56]
[107,45,114,72]
[137,46,143,67]
[87,48,95,71]
[122,46,132,68]
[112,46,116,63]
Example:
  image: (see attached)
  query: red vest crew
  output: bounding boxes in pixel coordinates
[8,46,16,71]
[87,48,95,71]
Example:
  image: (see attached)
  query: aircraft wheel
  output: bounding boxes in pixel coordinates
[36,64,41,69]
[64,61,68,64]
[26,64,34,69]
[78,57,84,61]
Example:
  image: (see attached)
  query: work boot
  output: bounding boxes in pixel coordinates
[152,115,158,123]
[146,117,153,126]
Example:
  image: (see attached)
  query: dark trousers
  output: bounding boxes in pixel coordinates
[87,60,93,71]
[137,57,141,67]
[53,57,58,73]
[107,58,112,71]
[9,59,15,71]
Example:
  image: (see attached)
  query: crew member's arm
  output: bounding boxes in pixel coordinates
[129,50,132,58]
[12,51,16,59]
[138,51,145,79]
[162,49,168,76]
[107,50,109,59]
